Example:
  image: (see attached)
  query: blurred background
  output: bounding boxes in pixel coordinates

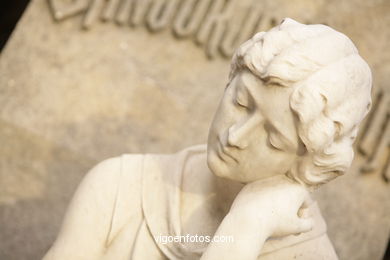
[0,0,389,259]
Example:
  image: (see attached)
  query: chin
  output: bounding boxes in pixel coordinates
[207,151,249,183]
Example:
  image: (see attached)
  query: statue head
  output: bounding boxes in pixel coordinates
[207,18,372,188]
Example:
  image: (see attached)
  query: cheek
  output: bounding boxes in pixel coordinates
[243,137,297,180]
[257,149,296,175]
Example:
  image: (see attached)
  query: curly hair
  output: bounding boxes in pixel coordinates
[230,18,372,187]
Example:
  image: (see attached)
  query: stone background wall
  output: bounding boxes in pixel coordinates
[0,0,389,259]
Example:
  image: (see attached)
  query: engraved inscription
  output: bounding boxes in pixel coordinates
[48,0,280,59]
[358,89,390,182]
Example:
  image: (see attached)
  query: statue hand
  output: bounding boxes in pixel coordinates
[229,175,313,239]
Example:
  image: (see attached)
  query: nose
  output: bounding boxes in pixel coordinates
[226,113,262,149]
[227,123,250,149]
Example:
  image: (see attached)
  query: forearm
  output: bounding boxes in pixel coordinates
[201,211,270,260]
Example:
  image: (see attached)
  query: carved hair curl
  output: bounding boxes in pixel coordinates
[230,18,372,186]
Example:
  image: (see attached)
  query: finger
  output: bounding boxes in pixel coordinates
[298,217,314,233]
[298,207,310,218]
[292,217,314,235]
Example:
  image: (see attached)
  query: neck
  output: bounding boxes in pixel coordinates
[213,172,245,214]
[182,151,244,217]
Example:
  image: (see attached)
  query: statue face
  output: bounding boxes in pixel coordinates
[207,70,300,183]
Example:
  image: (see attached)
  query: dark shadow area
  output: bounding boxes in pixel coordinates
[0,0,30,52]
[384,240,390,260]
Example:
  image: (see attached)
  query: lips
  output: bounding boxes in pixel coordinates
[216,137,238,163]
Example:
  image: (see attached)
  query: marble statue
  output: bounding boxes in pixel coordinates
[43,18,372,260]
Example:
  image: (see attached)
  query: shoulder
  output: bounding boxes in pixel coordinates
[82,157,122,188]
[81,154,144,192]
[69,157,122,208]
[43,155,145,260]
[74,155,145,222]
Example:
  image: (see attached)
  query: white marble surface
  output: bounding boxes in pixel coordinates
[0,1,389,259]
[44,19,371,260]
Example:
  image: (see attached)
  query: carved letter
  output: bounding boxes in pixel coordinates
[129,0,152,26]
[146,0,180,32]
[359,92,389,156]
[173,0,212,38]
[101,0,122,22]
[359,90,390,182]
[196,0,235,58]
[83,0,105,29]
[220,3,264,57]
[49,0,89,21]
[116,0,133,26]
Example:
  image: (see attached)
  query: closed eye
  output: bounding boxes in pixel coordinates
[235,96,248,108]
[268,132,285,151]
[234,86,250,109]
[266,123,296,152]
